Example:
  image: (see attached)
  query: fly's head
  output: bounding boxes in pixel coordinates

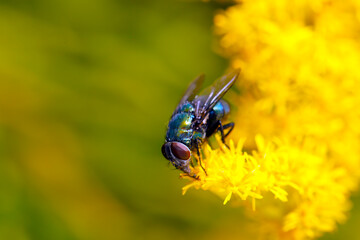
[161,141,191,174]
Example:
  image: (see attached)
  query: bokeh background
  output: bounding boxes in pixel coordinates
[0,0,359,239]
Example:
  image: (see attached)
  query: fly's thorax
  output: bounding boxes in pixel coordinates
[172,101,195,116]
[180,102,195,113]
[191,130,206,148]
[166,111,194,146]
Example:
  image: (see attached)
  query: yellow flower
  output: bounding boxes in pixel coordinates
[182,136,295,205]
[182,0,360,239]
[183,136,353,239]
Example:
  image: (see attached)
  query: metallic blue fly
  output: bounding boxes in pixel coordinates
[161,70,240,178]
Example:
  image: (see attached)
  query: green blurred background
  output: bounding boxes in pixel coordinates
[0,0,359,239]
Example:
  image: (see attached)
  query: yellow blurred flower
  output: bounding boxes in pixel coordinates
[182,0,360,239]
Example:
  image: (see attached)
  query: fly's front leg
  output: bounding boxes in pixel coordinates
[195,140,207,176]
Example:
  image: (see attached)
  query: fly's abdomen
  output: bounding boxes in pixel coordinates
[212,99,230,121]
[205,100,231,138]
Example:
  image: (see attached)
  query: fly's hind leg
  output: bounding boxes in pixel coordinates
[223,122,234,138]
[218,121,234,148]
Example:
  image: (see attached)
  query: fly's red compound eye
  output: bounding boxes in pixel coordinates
[161,144,167,158]
[171,142,190,160]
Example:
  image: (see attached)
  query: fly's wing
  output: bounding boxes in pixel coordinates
[173,74,205,114]
[179,74,205,104]
[193,69,240,121]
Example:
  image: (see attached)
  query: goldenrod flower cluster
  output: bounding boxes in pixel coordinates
[183,1,360,239]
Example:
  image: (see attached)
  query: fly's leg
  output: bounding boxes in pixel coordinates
[218,121,234,148]
[195,140,208,176]
[189,173,199,180]
[223,122,234,138]
[189,160,195,168]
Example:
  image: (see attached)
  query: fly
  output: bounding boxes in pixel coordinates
[161,70,240,178]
